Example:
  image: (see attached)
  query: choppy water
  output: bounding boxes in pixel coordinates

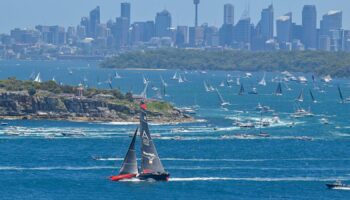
[0,60,350,199]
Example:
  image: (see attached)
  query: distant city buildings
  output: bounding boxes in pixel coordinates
[1,2,350,59]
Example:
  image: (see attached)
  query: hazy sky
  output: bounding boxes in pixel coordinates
[0,0,349,33]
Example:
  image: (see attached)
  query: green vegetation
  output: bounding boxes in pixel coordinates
[147,101,173,113]
[0,78,125,100]
[101,49,350,77]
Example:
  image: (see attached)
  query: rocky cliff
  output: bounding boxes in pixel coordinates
[0,91,191,123]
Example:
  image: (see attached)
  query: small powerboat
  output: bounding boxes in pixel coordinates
[326,180,350,190]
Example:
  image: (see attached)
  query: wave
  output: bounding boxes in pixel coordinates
[0,166,114,171]
[96,157,350,162]
[169,177,350,182]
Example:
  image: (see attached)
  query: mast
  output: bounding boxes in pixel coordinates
[296,89,304,102]
[239,84,245,95]
[139,102,166,174]
[119,128,139,175]
[338,85,344,103]
[275,82,283,96]
[215,88,228,106]
[309,89,316,103]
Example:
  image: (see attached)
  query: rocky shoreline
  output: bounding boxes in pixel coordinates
[0,90,193,124]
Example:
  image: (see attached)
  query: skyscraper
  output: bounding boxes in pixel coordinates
[193,0,200,27]
[224,4,234,25]
[114,17,130,48]
[276,13,292,43]
[234,16,251,49]
[121,2,131,19]
[89,6,100,38]
[121,2,131,26]
[155,10,172,38]
[302,5,317,49]
[320,10,342,36]
[320,10,343,51]
[260,4,274,40]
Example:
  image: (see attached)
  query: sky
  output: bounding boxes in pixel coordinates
[0,0,349,34]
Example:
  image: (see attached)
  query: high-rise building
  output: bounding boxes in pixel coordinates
[114,17,130,48]
[89,6,100,37]
[302,5,317,49]
[121,2,131,26]
[320,10,342,51]
[320,10,342,36]
[234,16,251,49]
[189,26,204,46]
[260,4,274,40]
[144,21,155,42]
[121,2,131,19]
[155,10,172,38]
[224,4,234,25]
[276,13,292,43]
[219,23,234,47]
[175,26,188,47]
[193,0,200,27]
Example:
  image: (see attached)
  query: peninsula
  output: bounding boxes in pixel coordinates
[0,78,191,123]
[101,49,350,77]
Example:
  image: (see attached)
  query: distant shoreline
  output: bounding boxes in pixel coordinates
[100,49,350,77]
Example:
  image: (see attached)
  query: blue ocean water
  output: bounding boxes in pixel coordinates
[0,60,350,199]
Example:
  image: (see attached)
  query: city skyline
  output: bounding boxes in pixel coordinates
[1,0,349,34]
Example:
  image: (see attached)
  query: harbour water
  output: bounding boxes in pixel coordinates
[0,60,350,199]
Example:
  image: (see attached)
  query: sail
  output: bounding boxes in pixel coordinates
[338,85,344,103]
[258,73,266,86]
[172,72,178,80]
[296,89,304,102]
[236,78,240,86]
[34,73,41,83]
[114,72,121,79]
[239,84,245,95]
[215,88,225,105]
[119,128,139,175]
[178,75,184,83]
[139,106,166,174]
[140,82,149,99]
[160,76,168,87]
[309,89,316,103]
[275,82,282,95]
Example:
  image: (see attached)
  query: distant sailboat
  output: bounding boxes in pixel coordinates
[219,81,225,87]
[140,82,149,99]
[204,81,210,92]
[236,77,241,86]
[29,72,36,81]
[114,72,121,79]
[34,73,42,83]
[295,89,304,102]
[258,73,267,86]
[309,89,317,103]
[143,75,149,85]
[178,74,184,83]
[275,82,283,96]
[215,88,230,106]
[52,76,56,82]
[107,78,113,89]
[160,76,168,87]
[337,85,350,103]
[322,75,332,83]
[226,78,232,87]
[238,84,245,95]
[171,72,178,80]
